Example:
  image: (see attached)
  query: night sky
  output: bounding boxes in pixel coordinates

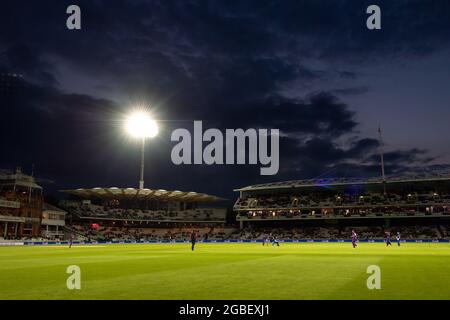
[1,0,450,201]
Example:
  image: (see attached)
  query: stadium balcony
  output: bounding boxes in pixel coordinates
[234,191,450,221]
[235,207,450,221]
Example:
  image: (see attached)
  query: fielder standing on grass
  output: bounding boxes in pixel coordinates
[69,233,74,248]
[351,230,358,248]
[272,235,280,246]
[262,233,268,246]
[385,231,392,246]
[191,230,197,251]
[396,231,401,246]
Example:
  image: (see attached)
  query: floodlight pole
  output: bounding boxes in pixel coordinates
[139,137,145,190]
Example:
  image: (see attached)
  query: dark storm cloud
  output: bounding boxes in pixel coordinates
[1,0,450,199]
[330,86,370,97]
[1,44,57,86]
[367,148,436,167]
[337,71,358,80]
[277,136,380,176]
[276,137,436,180]
[3,0,450,92]
[213,92,357,138]
[0,78,120,175]
[263,0,450,61]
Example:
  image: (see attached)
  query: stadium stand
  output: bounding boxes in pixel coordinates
[234,176,450,223]
[227,224,447,240]
[59,187,227,223]
[226,174,450,241]
[4,168,450,243]
[67,223,236,241]
[62,202,226,221]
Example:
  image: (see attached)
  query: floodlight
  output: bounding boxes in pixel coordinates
[126,111,158,138]
[125,111,159,189]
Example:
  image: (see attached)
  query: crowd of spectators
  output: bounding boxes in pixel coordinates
[2,223,449,242]
[62,202,226,221]
[68,224,235,241]
[65,223,450,241]
[235,191,450,219]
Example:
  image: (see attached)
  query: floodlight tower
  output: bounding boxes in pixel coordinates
[125,111,159,189]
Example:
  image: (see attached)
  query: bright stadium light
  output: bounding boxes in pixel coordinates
[126,111,158,138]
[125,111,159,190]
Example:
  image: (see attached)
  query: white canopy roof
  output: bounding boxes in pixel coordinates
[61,187,225,202]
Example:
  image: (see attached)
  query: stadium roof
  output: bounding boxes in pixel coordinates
[43,203,67,214]
[61,187,225,202]
[0,168,42,190]
[235,173,450,192]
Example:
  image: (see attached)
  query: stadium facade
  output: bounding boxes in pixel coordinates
[0,168,66,239]
[2,166,450,242]
[233,174,450,238]
[58,187,229,241]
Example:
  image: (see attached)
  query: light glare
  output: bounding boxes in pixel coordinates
[126,112,159,138]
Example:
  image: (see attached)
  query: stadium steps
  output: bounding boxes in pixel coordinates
[62,226,89,241]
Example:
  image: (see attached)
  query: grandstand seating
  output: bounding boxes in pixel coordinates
[68,224,236,241]
[61,221,450,242]
[227,224,448,240]
[61,202,226,221]
[3,223,448,241]
[234,191,450,220]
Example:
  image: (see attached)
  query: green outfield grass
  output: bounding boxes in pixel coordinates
[0,242,449,300]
